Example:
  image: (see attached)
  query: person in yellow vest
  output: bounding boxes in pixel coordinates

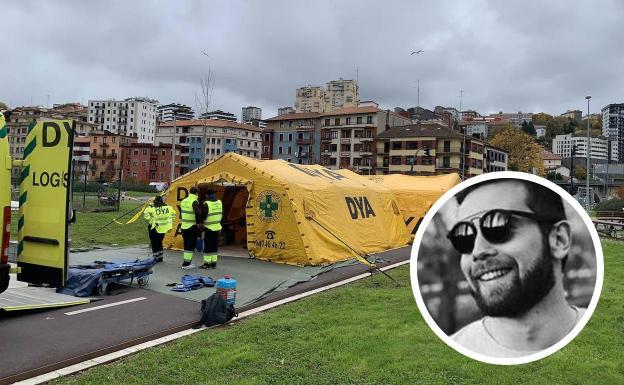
[200,189,223,269]
[180,186,203,269]
[143,195,176,262]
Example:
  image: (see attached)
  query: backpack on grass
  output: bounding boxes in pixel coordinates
[199,293,237,327]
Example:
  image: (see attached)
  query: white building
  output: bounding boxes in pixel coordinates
[465,122,489,139]
[552,134,618,160]
[602,103,624,162]
[241,106,262,123]
[87,97,158,143]
[155,119,262,170]
[199,110,237,122]
[157,103,194,122]
[484,145,508,172]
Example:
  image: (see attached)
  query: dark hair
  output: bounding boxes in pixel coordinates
[189,186,199,195]
[206,189,216,200]
[455,179,566,223]
[154,195,164,207]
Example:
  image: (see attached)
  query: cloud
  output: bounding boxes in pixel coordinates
[1,0,622,119]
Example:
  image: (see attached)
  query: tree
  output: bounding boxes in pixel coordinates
[0,101,7,110]
[533,112,553,126]
[489,127,545,175]
[574,165,587,180]
[521,121,536,136]
[546,171,563,180]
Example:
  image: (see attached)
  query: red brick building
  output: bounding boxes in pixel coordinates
[123,143,183,183]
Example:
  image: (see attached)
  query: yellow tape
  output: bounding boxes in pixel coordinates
[113,202,150,225]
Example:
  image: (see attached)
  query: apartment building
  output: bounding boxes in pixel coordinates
[375,123,485,177]
[602,103,624,162]
[264,112,321,164]
[278,107,295,116]
[157,103,194,122]
[320,106,412,173]
[241,106,262,123]
[560,110,582,120]
[295,86,325,113]
[324,79,359,112]
[199,110,237,122]
[552,134,619,160]
[488,111,532,127]
[87,97,158,143]
[123,143,183,183]
[88,130,137,182]
[73,136,91,181]
[155,119,262,172]
[484,145,508,172]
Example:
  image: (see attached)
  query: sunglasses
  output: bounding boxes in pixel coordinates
[447,209,555,254]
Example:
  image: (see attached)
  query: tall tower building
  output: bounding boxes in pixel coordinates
[602,103,624,162]
[324,79,359,112]
[241,106,262,123]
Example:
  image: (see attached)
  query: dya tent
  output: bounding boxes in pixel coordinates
[162,153,411,266]
[367,173,460,236]
[336,171,460,237]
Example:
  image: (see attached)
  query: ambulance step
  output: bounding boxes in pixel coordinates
[0,286,90,312]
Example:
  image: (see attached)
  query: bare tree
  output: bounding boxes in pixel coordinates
[197,57,216,165]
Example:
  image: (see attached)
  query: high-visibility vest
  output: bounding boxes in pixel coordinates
[143,205,156,229]
[154,205,176,234]
[204,199,223,231]
[180,193,198,230]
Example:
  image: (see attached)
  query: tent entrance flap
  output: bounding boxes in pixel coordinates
[197,182,250,250]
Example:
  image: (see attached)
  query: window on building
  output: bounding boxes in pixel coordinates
[334,118,340,125]
[392,141,402,150]
[366,116,373,124]
[331,130,338,139]
[357,116,362,124]
[288,133,293,141]
[324,118,330,126]
[391,156,402,165]
[346,117,351,125]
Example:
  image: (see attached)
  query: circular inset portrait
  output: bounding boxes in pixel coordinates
[410,172,603,365]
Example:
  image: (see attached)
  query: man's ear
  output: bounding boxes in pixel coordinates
[549,220,571,261]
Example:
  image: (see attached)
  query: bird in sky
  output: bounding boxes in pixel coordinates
[411,50,424,55]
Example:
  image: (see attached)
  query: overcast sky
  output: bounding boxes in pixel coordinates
[2,0,623,119]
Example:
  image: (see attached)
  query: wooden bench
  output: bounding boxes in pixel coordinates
[593,219,624,238]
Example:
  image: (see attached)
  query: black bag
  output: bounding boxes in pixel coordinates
[199,293,237,327]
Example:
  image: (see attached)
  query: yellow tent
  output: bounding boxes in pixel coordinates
[162,153,411,266]
[367,174,460,236]
[336,171,460,237]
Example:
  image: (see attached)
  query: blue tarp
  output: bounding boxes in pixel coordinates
[58,259,156,297]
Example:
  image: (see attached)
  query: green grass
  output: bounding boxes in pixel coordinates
[10,200,148,249]
[53,240,623,385]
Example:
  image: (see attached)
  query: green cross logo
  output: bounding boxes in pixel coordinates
[257,190,281,222]
[260,195,278,217]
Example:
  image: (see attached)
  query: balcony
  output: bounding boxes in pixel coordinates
[359,137,373,142]
[340,152,351,157]
[340,138,351,144]
[296,138,312,145]
[296,125,314,132]
[360,150,373,156]
[296,152,308,158]
[437,148,461,155]
[100,142,110,147]
[321,137,333,143]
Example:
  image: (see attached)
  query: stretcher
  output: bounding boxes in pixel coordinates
[58,258,156,297]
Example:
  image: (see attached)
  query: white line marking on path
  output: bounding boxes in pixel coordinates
[64,297,147,315]
[21,260,410,384]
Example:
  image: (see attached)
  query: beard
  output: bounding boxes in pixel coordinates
[469,244,556,318]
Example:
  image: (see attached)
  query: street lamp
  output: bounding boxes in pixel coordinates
[409,146,430,175]
[585,95,591,211]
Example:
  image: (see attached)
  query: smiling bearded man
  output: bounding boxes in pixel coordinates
[447,179,586,358]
